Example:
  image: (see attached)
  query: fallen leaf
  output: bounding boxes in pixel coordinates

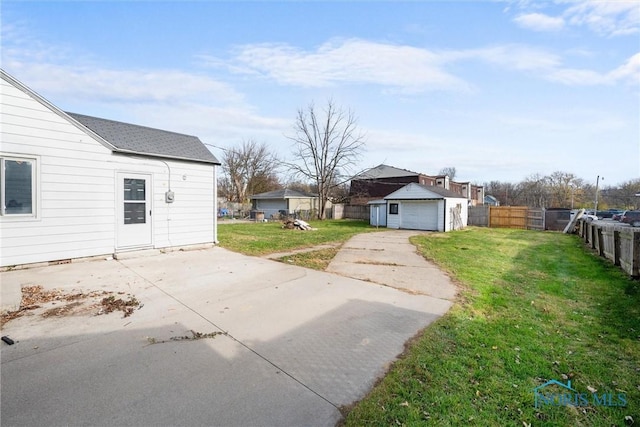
[587,386,597,393]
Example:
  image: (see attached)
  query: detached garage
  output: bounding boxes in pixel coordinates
[384,183,468,232]
[250,189,324,219]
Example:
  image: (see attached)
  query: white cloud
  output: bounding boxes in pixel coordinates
[5,62,244,106]
[514,13,565,31]
[547,52,640,85]
[226,38,470,93]
[460,44,562,71]
[563,0,640,36]
[511,1,639,37]
[608,52,640,82]
[0,31,281,146]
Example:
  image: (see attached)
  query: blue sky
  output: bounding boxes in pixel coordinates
[2,1,638,186]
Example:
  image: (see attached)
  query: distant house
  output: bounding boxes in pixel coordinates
[383,183,468,232]
[0,70,220,268]
[484,195,500,206]
[250,188,329,219]
[350,164,484,206]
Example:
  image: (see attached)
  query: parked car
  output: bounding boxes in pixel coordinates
[597,209,624,219]
[571,210,598,222]
[620,210,640,227]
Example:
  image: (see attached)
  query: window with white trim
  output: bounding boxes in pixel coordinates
[1,156,36,216]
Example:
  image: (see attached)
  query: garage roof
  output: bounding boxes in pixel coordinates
[352,164,420,180]
[251,189,318,199]
[384,183,467,200]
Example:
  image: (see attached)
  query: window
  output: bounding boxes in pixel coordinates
[123,178,146,224]
[1,156,36,216]
[389,203,399,214]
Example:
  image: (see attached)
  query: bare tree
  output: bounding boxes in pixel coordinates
[518,174,549,208]
[220,139,280,203]
[438,167,457,180]
[545,171,583,208]
[286,100,366,219]
[484,180,520,206]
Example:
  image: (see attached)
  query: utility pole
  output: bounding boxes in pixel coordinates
[569,183,575,209]
[594,175,603,213]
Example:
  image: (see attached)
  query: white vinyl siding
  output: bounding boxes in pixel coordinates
[0,75,216,267]
[386,201,401,229]
[384,183,469,232]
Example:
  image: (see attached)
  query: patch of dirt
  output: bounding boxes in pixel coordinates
[1,285,141,327]
[98,295,140,318]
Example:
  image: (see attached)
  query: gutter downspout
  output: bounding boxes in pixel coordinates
[443,199,447,232]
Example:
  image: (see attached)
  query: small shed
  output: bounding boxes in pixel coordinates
[0,70,220,268]
[384,183,468,232]
[368,199,387,227]
[250,189,327,219]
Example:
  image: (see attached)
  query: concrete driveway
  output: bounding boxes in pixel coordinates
[328,230,457,299]
[1,233,455,426]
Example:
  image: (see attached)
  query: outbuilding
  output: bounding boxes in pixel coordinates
[250,188,327,219]
[384,183,468,232]
[0,70,220,268]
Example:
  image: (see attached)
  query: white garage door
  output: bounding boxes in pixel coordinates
[401,201,439,230]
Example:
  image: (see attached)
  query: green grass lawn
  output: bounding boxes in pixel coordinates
[217,219,379,256]
[343,227,640,427]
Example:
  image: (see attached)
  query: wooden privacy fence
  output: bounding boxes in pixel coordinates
[468,205,489,226]
[343,204,370,220]
[579,220,640,277]
[487,206,544,230]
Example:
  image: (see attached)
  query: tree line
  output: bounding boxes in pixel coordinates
[484,173,640,210]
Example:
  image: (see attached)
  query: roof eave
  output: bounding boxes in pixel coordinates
[112,148,221,165]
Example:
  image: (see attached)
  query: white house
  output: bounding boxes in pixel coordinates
[0,70,220,268]
[384,183,468,232]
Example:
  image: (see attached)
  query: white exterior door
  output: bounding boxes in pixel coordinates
[401,201,438,230]
[117,173,152,249]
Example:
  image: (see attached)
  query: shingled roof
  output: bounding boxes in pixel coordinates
[251,189,319,199]
[68,113,220,165]
[352,164,420,180]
